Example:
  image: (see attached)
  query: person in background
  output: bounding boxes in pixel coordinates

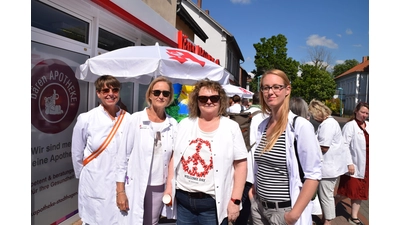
[242,98,250,110]
[335,102,369,225]
[250,69,322,225]
[170,78,248,225]
[115,76,178,224]
[289,96,323,222]
[227,94,243,113]
[234,92,265,225]
[308,99,348,225]
[71,75,129,225]
[289,97,310,120]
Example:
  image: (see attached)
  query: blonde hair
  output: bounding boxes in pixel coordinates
[145,76,174,106]
[259,69,291,152]
[308,99,331,121]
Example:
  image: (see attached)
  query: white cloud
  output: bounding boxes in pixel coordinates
[346,29,353,35]
[230,0,251,4]
[337,34,342,38]
[306,34,338,49]
[336,60,345,64]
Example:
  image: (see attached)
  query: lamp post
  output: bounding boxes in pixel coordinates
[338,87,343,117]
[257,76,261,92]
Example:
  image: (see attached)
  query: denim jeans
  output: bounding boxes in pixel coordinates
[175,189,228,225]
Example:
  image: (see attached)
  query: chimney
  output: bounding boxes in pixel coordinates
[205,9,209,15]
[197,0,202,8]
[362,56,368,62]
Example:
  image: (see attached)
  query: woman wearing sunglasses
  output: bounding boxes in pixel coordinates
[250,69,322,225]
[71,75,129,225]
[168,78,248,225]
[115,76,178,224]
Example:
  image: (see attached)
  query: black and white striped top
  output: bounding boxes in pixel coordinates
[254,129,290,202]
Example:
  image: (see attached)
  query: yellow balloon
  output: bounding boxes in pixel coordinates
[178,85,195,104]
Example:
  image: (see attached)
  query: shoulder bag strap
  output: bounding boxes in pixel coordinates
[83,110,126,166]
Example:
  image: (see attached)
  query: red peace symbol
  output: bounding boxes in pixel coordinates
[180,138,213,177]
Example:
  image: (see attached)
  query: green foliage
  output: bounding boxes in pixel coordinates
[253,34,300,82]
[325,98,341,115]
[332,59,359,77]
[291,64,337,103]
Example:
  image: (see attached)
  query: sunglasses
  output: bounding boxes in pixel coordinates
[197,95,220,103]
[100,88,120,94]
[152,90,171,97]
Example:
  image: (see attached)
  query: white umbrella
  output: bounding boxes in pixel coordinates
[76,42,230,85]
[222,84,254,98]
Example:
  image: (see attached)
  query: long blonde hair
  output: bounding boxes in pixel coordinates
[259,69,291,152]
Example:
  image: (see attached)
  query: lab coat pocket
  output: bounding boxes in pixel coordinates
[80,168,107,199]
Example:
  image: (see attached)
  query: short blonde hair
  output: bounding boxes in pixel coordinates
[308,99,332,121]
[145,76,174,106]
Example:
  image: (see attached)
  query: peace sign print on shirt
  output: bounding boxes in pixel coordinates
[180,138,213,178]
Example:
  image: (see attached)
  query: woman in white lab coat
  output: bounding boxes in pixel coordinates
[308,99,348,225]
[116,76,178,225]
[71,75,129,225]
[250,69,322,225]
[335,102,369,225]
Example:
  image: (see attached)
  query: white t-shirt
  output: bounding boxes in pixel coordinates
[149,120,168,185]
[227,103,242,113]
[176,126,216,197]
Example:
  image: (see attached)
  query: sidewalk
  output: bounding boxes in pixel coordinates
[312,183,369,225]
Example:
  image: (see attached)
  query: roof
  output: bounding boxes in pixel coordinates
[335,57,369,79]
[183,0,244,61]
[177,2,208,42]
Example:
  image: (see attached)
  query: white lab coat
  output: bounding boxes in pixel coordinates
[115,108,178,224]
[71,105,130,225]
[246,106,268,184]
[167,116,248,224]
[342,120,369,179]
[316,117,348,178]
[252,111,322,225]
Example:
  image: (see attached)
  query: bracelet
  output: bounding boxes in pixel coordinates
[116,190,125,196]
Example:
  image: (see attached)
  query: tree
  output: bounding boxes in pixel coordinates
[303,46,334,71]
[253,34,300,83]
[291,64,336,103]
[332,59,359,77]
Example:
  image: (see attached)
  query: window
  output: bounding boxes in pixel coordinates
[31,0,89,43]
[98,28,135,51]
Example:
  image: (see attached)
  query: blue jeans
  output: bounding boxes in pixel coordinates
[176,189,228,225]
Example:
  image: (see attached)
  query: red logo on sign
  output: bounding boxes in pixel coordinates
[166,49,206,67]
[31,59,80,134]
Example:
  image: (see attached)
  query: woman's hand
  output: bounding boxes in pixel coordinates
[348,164,355,175]
[227,201,240,223]
[116,191,129,211]
[284,211,298,225]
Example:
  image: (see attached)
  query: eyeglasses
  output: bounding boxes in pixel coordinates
[152,90,171,97]
[197,95,220,103]
[100,88,120,94]
[260,85,286,93]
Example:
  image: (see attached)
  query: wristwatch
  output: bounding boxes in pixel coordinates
[231,198,241,205]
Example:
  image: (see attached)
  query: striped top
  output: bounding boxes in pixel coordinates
[255,129,290,202]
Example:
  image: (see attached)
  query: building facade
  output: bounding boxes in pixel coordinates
[335,56,369,115]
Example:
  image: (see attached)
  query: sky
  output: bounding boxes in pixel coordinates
[196,0,369,73]
[3,1,399,223]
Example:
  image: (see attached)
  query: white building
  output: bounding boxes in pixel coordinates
[334,56,369,115]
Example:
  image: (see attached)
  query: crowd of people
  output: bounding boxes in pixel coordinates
[71,71,369,225]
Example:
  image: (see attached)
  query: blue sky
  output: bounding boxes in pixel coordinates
[197,0,369,73]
